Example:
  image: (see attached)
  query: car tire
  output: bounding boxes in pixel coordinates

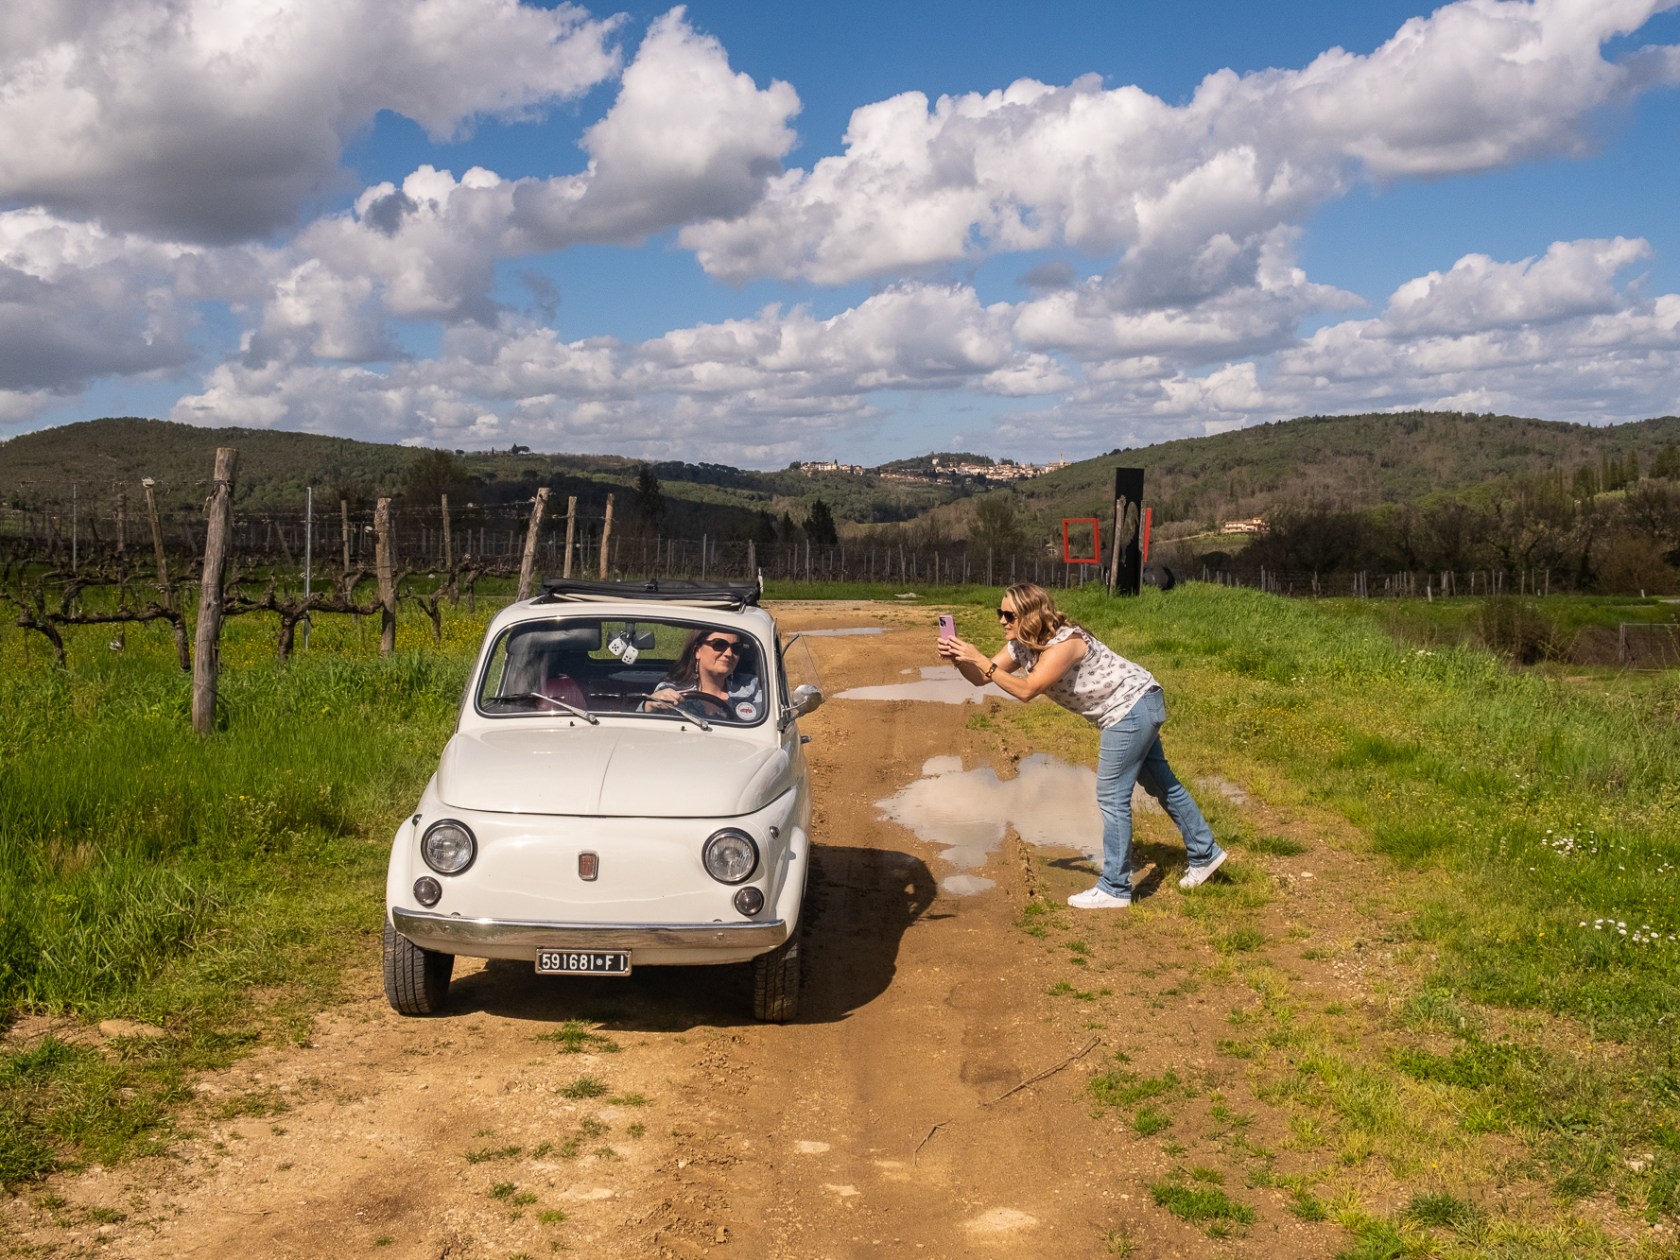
[383,921,453,1015]
[751,936,801,1023]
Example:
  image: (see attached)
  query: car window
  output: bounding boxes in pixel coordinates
[475,616,768,725]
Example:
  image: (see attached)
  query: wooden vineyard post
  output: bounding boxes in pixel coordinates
[562,496,577,579]
[340,499,351,573]
[375,497,396,656]
[597,494,614,580]
[192,448,237,735]
[142,477,169,599]
[441,494,453,570]
[517,487,550,601]
[142,476,190,670]
[1107,498,1123,594]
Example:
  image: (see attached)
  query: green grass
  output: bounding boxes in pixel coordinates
[1090,1063,1181,1110]
[0,599,483,1186]
[535,1021,621,1055]
[464,1144,523,1164]
[1049,585,1680,1027]
[1132,1106,1173,1136]
[560,1076,608,1100]
[953,583,1680,1241]
[1149,1176,1257,1233]
[10,576,1680,1223]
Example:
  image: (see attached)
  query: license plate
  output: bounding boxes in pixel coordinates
[536,950,630,976]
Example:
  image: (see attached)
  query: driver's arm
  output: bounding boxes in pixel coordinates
[640,685,681,712]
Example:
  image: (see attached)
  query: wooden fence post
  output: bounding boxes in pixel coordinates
[375,497,396,656]
[1105,499,1121,594]
[192,448,237,734]
[598,494,614,579]
[517,487,550,601]
[441,494,453,570]
[142,477,168,599]
[562,496,577,579]
[340,499,351,572]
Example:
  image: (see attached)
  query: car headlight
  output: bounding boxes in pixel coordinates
[421,820,477,875]
[702,828,758,884]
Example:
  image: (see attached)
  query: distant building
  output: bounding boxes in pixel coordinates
[796,460,865,475]
[1221,517,1267,534]
[818,457,1063,482]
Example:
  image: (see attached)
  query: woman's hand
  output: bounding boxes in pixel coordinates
[937,634,989,671]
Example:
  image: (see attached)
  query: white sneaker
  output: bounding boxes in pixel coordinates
[1068,886,1131,909]
[1178,849,1228,890]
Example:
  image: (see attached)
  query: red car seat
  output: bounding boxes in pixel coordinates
[540,674,588,711]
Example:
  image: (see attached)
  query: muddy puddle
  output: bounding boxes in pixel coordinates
[876,754,1101,895]
[836,664,1010,704]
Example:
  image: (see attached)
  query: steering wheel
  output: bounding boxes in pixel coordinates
[671,688,733,718]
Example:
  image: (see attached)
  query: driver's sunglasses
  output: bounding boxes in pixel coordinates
[996,608,1017,624]
[701,637,743,655]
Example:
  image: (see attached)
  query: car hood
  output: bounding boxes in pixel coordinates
[434,723,794,818]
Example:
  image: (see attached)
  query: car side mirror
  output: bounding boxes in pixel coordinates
[784,684,824,727]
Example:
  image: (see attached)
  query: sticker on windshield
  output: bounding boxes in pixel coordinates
[734,700,757,721]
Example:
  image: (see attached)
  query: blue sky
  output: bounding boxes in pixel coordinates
[4,0,1680,466]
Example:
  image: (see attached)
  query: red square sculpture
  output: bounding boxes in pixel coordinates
[1061,517,1102,565]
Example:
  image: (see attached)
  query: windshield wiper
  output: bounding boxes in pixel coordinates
[493,692,600,725]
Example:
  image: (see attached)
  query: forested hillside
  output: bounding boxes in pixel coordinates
[6,412,1680,593]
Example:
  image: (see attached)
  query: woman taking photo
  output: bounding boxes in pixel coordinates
[938,583,1225,908]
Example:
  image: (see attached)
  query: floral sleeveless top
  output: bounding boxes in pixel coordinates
[1008,624,1158,729]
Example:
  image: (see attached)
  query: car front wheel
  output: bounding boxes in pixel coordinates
[751,936,800,1023]
[383,921,453,1015]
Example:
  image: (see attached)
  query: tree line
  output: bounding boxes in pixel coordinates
[1199,458,1680,595]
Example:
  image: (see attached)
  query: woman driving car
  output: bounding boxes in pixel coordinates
[645,627,763,722]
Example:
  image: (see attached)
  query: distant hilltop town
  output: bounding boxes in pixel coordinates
[795,454,1070,484]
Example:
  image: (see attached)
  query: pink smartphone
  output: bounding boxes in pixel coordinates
[938,614,956,638]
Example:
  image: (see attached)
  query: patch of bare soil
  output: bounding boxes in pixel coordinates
[0,602,1550,1258]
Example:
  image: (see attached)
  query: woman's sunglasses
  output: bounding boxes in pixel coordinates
[701,637,744,655]
[996,608,1017,624]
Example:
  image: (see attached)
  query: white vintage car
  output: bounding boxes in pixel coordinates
[383,579,822,1021]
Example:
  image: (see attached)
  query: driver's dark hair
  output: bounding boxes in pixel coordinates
[662,626,744,689]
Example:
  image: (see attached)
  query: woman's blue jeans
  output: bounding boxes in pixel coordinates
[1093,688,1221,898]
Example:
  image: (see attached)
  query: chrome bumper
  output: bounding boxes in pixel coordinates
[391,907,788,950]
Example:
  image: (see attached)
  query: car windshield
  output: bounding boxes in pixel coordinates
[476,616,769,726]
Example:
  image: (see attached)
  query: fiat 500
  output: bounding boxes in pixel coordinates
[383,579,822,1022]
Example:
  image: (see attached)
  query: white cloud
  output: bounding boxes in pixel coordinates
[1383,236,1652,335]
[0,210,202,393]
[510,7,801,245]
[162,232,1680,464]
[1013,229,1361,363]
[0,0,621,242]
[12,0,1680,461]
[262,10,799,339]
[680,0,1680,285]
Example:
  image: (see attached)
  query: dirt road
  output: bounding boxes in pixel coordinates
[6,602,1384,1259]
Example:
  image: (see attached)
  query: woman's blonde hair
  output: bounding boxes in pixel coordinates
[1004,582,1070,653]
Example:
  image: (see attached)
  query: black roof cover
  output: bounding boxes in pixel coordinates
[538,577,761,609]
